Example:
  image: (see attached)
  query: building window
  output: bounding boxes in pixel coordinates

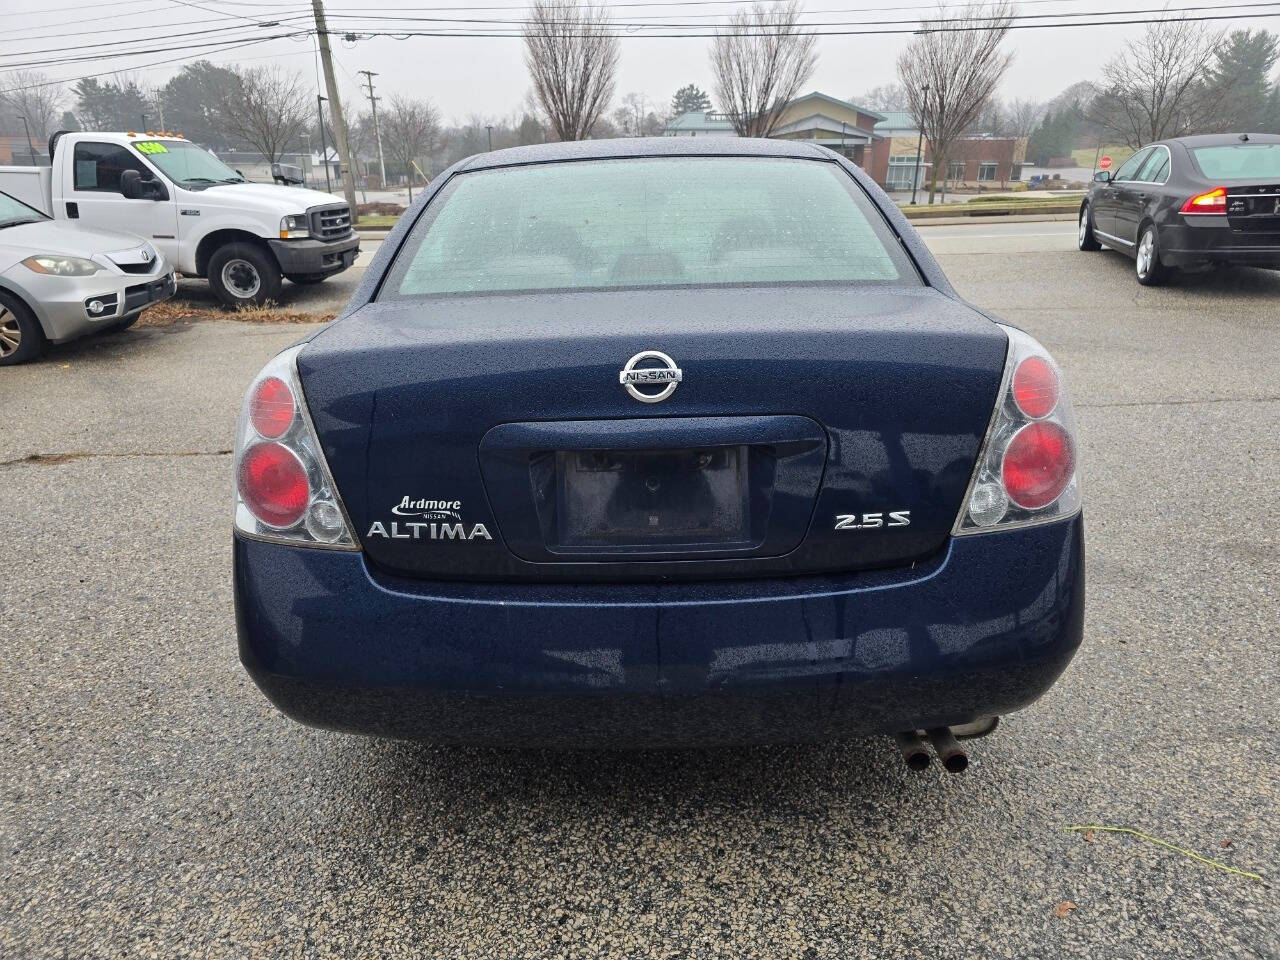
[1010,164,1022,181]
[886,155,922,191]
[978,162,998,182]
[947,160,966,181]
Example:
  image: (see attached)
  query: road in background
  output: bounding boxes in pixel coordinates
[2,228,1277,959]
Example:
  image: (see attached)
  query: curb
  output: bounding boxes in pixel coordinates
[912,213,1078,227]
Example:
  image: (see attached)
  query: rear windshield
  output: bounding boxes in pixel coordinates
[379,157,918,298]
[1191,144,1280,180]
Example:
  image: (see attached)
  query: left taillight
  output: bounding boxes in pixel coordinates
[953,325,1081,535]
[233,345,357,549]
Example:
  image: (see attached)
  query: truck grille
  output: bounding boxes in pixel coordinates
[309,205,352,240]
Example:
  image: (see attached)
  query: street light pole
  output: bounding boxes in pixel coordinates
[910,84,930,205]
[486,125,493,151]
[317,94,332,194]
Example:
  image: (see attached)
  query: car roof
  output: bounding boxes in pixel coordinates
[1159,133,1280,148]
[458,136,830,172]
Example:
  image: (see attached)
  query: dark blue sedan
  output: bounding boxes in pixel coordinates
[233,139,1083,770]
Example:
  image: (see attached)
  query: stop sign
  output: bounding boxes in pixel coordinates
[1099,155,1113,170]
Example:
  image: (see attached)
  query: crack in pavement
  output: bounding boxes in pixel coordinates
[0,450,233,469]
[1075,395,1280,409]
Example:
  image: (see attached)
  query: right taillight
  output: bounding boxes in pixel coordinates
[1180,187,1227,215]
[954,326,1081,535]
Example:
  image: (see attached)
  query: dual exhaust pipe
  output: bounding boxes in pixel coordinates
[894,728,969,774]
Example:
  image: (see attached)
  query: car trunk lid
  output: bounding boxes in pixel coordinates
[298,286,1007,581]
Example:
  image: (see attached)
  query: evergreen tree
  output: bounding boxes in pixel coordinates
[670,84,712,116]
[1205,29,1280,132]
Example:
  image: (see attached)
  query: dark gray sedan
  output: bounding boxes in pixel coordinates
[1078,133,1280,285]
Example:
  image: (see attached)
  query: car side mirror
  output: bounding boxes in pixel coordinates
[1094,170,1112,183]
[120,169,145,199]
[121,169,169,201]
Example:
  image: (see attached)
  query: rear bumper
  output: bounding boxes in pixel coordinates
[235,514,1085,746]
[1160,221,1280,268]
[268,236,360,276]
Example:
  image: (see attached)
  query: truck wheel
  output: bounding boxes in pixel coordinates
[285,273,328,285]
[209,243,281,309]
[0,291,45,366]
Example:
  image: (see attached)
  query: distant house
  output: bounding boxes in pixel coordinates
[662,97,1026,192]
[663,111,738,137]
[663,93,883,166]
[764,92,884,167]
[869,112,1027,191]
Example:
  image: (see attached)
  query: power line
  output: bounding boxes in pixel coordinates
[0,35,288,91]
[0,20,312,61]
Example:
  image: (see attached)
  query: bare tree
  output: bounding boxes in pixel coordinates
[711,1,817,137]
[383,95,441,200]
[897,2,1015,202]
[1007,98,1044,138]
[524,0,619,141]
[1088,16,1219,148]
[0,71,64,145]
[211,65,310,164]
[856,82,908,112]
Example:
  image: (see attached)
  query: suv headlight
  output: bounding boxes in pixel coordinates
[279,214,309,239]
[23,255,100,276]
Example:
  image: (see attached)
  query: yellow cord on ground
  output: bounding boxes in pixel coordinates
[1065,825,1264,881]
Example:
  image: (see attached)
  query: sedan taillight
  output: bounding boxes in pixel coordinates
[1180,186,1227,215]
[953,326,1081,535]
[233,345,357,548]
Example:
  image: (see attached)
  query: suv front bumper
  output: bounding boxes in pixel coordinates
[235,514,1085,747]
[1,265,176,343]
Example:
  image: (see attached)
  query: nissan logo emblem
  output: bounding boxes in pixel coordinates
[619,350,682,403]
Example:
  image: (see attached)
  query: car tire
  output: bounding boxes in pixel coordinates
[0,291,45,366]
[285,273,328,285]
[1077,204,1101,251]
[208,243,282,309]
[1135,223,1167,286]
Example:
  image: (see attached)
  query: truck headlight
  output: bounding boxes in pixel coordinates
[279,215,309,239]
[23,255,101,276]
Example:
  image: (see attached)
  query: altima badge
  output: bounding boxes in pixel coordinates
[619,350,682,403]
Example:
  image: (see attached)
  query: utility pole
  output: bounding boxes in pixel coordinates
[310,0,359,222]
[357,69,387,190]
[317,94,332,194]
[17,115,36,165]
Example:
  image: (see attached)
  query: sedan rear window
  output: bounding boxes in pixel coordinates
[1191,144,1280,180]
[380,157,917,298]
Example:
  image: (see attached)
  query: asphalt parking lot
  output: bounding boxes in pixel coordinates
[2,222,1276,958]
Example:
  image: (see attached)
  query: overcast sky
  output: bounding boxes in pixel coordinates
[0,0,1252,123]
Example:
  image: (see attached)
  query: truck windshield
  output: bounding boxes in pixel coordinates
[0,190,47,228]
[380,157,919,298]
[132,140,244,188]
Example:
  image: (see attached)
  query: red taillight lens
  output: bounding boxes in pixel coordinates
[238,442,309,528]
[249,376,295,439]
[1180,187,1227,215]
[1001,421,1075,510]
[1011,355,1059,419]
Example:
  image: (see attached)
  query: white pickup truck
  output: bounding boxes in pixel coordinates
[0,131,360,308]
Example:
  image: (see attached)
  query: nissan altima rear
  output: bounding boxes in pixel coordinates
[232,139,1084,766]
